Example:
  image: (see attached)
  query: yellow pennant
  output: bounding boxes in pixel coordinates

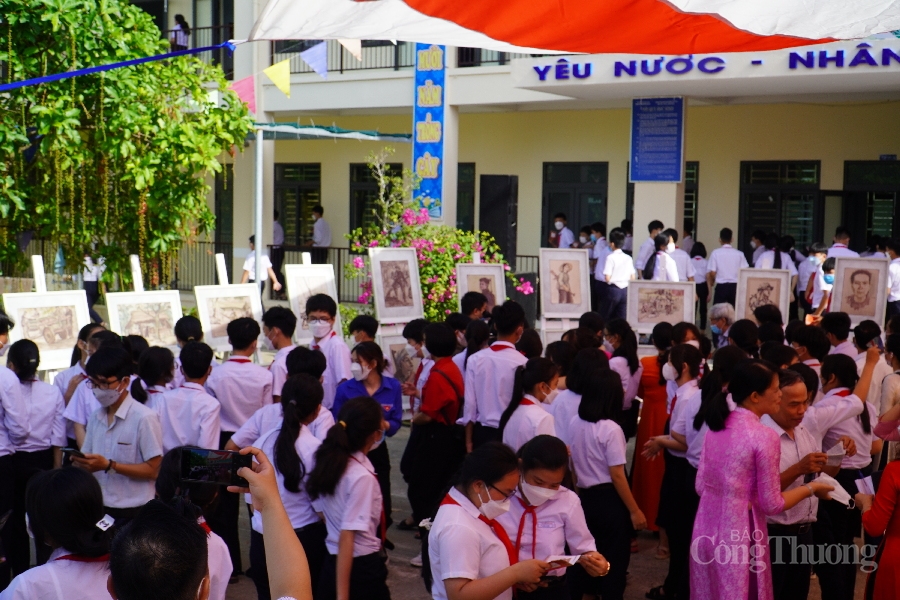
[263,59,291,98]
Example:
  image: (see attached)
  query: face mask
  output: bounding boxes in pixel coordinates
[590,234,597,242]
[261,333,275,352]
[544,388,560,404]
[421,346,431,360]
[750,241,758,249]
[816,473,852,506]
[93,381,125,408]
[521,479,559,507]
[25,513,34,539]
[579,236,588,244]
[666,242,676,253]
[405,344,419,358]
[351,362,370,381]
[808,255,817,264]
[554,221,564,231]
[309,320,332,339]
[477,486,511,520]
[824,274,835,285]
[370,428,385,451]
[312,214,319,221]
[456,332,466,348]
[0,343,7,358]
[662,363,679,381]
[711,324,722,335]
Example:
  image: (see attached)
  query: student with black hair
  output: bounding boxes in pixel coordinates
[544,340,577,391]
[753,303,784,327]
[72,347,163,521]
[560,327,600,351]
[799,242,828,314]
[515,329,543,359]
[811,256,837,317]
[496,436,609,600]
[681,221,695,255]
[462,301,528,451]
[6,340,65,575]
[706,227,748,306]
[605,319,643,438]
[446,313,471,349]
[241,234,283,296]
[307,396,390,600]
[663,228,695,282]
[461,292,489,321]
[548,348,610,446]
[452,318,490,378]
[172,315,216,389]
[578,311,605,338]
[147,342,220,453]
[400,318,432,411]
[690,242,710,329]
[498,358,558,452]
[591,224,612,313]
[828,226,859,258]
[248,375,326,600]
[755,235,799,292]
[549,212,574,249]
[0,468,112,599]
[727,319,760,358]
[349,315,379,343]
[133,346,175,403]
[641,234,679,282]
[124,335,149,367]
[821,311,856,358]
[602,229,635,321]
[263,306,298,401]
[428,441,551,600]
[635,219,665,273]
[791,324,832,379]
[308,294,352,411]
[155,448,232,600]
[760,341,797,368]
[758,323,786,346]
[570,369,646,600]
[59,323,104,402]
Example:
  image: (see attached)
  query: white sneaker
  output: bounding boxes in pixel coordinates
[410,552,423,568]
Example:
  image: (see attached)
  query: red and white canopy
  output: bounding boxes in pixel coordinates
[249,0,900,55]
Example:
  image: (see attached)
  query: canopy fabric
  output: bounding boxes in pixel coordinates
[249,0,900,55]
[252,123,411,142]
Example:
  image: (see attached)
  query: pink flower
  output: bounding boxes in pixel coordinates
[401,209,417,226]
[427,294,434,300]
[445,309,451,314]
[352,256,365,269]
[368,240,379,247]
[503,264,510,271]
[515,279,534,295]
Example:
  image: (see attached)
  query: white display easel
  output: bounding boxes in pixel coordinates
[31,255,47,293]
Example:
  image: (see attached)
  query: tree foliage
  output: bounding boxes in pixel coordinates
[0,0,252,284]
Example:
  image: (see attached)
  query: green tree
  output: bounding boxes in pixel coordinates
[0,0,252,285]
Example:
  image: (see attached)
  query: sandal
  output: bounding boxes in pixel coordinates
[646,586,674,599]
[655,546,670,560]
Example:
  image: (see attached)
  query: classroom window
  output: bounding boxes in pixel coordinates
[349,163,403,234]
[275,163,321,246]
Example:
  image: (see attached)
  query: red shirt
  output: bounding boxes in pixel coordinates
[420,357,464,426]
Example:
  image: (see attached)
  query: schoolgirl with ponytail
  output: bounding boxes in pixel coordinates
[131,346,174,404]
[247,374,328,600]
[172,315,213,388]
[498,358,558,452]
[307,395,390,600]
[642,233,679,282]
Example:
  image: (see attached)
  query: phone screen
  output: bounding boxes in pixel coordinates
[61,447,86,459]
[180,448,252,487]
[870,337,885,352]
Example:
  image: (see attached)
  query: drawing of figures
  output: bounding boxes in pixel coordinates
[637,288,684,323]
[549,261,577,304]
[382,260,414,308]
[20,306,77,350]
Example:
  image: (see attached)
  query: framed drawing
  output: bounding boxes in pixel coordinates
[194,284,263,351]
[734,269,792,323]
[626,280,696,334]
[456,263,506,313]
[285,264,342,344]
[539,249,592,319]
[831,257,889,327]
[105,290,182,350]
[2,290,90,370]
[378,334,421,385]
[369,248,424,324]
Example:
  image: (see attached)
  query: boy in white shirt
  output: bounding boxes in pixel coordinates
[549,212,575,249]
[681,220,695,255]
[635,219,665,272]
[706,227,749,307]
[262,306,297,401]
[307,294,352,410]
[827,227,860,258]
[240,235,282,294]
[799,243,827,315]
[663,228,695,282]
[603,229,636,321]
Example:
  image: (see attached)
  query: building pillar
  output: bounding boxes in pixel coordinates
[439,47,458,228]
[633,182,685,244]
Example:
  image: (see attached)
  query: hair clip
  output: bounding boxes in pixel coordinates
[339,420,347,428]
[96,514,115,531]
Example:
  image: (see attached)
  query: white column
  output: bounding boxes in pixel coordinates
[441,104,459,228]
[633,182,685,242]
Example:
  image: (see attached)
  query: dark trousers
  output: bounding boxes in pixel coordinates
[271,246,285,291]
[401,423,464,524]
[713,282,737,307]
[317,552,390,600]
[618,402,640,440]
[472,423,501,450]
[579,484,633,600]
[250,521,327,600]
[84,281,103,324]
[591,278,608,314]
[0,454,15,589]
[604,284,628,322]
[367,442,392,528]
[768,525,814,600]
[695,281,709,329]
[816,468,866,600]
[888,300,900,326]
[208,431,242,575]
[517,576,570,600]
[662,464,700,599]
[9,449,54,576]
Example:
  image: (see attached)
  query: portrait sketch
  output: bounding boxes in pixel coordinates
[831,257,889,327]
[539,249,592,318]
[734,269,791,323]
[285,264,341,343]
[456,264,506,314]
[626,281,695,333]
[194,284,263,351]
[369,248,424,323]
[3,290,90,370]
[106,291,181,348]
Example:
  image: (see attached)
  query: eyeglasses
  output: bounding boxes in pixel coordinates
[490,484,516,500]
[86,378,120,390]
[309,318,332,325]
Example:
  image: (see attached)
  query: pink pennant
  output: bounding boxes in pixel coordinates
[228,75,256,114]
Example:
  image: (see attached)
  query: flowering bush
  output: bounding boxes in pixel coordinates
[344,148,526,322]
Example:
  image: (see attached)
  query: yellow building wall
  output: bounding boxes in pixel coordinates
[260,102,900,257]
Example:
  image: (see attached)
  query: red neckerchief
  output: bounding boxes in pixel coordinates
[491,342,526,356]
[519,398,536,406]
[198,517,212,534]
[147,389,163,395]
[55,554,109,563]
[350,456,386,543]
[311,331,336,351]
[440,493,518,566]
[833,244,848,249]
[514,496,538,560]
[833,389,852,398]
[228,357,252,364]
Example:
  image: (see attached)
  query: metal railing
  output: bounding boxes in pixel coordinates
[272,40,416,74]
[173,241,232,291]
[457,48,542,67]
[164,24,234,79]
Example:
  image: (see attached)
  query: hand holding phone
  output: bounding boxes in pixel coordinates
[61,447,86,459]
[180,447,252,487]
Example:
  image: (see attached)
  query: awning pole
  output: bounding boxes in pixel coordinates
[254,128,264,288]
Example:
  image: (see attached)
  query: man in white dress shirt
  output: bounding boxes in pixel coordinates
[827,226,860,258]
[306,204,331,264]
[591,222,611,313]
[603,229,636,321]
[663,228,695,282]
[706,227,748,307]
[634,219,665,273]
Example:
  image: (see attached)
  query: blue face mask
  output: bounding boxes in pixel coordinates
[590,234,597,242]
[711,324,722,335]
[824,274,835,285]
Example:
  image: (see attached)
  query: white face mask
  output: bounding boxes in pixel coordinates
[421,346,431,360]
[309,319,332,339]
[405,344,419,358]
[554,221,564,231]
[521,479,559,507]
[579,236,588,244]
[662,363,679,382]
[477,485,511,520]
[93,380,126,408]
[666,242,676,253]
[456,332,466,348]
[370,428,385,451]
[544,388,560,404]
[351,362,371,381]
[816,473,852,506]
[261,332,275,352]
[0,343,7,358]
[750,241,758,249]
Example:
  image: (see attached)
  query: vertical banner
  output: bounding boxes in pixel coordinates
[630,97,685,182]
[413,44,446,219]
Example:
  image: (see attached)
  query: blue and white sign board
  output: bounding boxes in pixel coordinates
[629,97,684,183]
[413,44,445,219]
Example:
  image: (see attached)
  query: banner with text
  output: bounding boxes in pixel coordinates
[630,97,684,183]
[413,44,446,219]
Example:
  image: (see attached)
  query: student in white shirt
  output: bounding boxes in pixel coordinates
[172,316,218,389]
[681,220,695,256]
[591,223,612,313]
[262,307,298,400]
[635,219,665,273]
[887,238,900,321]
[706,227,749,306]
[569,369,646,600]
[548,348,609,446]
[663,229,695,282]
[549,212,575,249]
[810,257,836,317]
[306,396,390,600]
[146,342,220,453]
[642,234,680,282]
[749,229,767,265]
[7,341,66,574]
[249,375,326,600]
[0,468,113,600]
[621,219,634,253]
[605,319,644,438]
[820,312,857,359]
[428,442,552,600]
[400,319,432,415]
[82,254,106,324]
[799,243,827,315]
[755,235,798,291]
[603,229,636,322]
[499,358,558,452]
[348,315,395,376]
[851,321,894,411]
[462,301,528,451]
[307,294,352,411]
[155,448,232,600]
[452,318,491,378]
[241,234,283,294]
[496,436,609,600]
[827,227,860,258]
[306,205,332,264]
[691,242,710,329]
[54,324,105,443]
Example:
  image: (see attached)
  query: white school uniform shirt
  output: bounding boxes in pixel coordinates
[0,367,29,457]
[16,380,66,452]
[811,267,833,309]
[557,226,575,249]
[801,387,862,446]
[312,217,332,247]
[311,330,353,410]
[568,417,627,487]
[232,403,333,449]
[692,256,708,281]
[829,340,858,360]
[593,242,612,280]
[609,356,643,410]
[603,249,636,289]
[707,244,748,284]
[752,244,766,265]
[205,356,274,433]
[82,256,105,281]
[667,247,695,281]
[819,388,877,469]
[798,258,818,293]
[675,385,734,469]
[251,425,321,533]
[451,349,468,378]
[272,221,285,246]
[63,379,99,430]
[172,356,218,390]
[761,416,821,525]
[0,547,110,600]
[269,344,297,397]
[82,394,163,508]
[429,486,513,600]
[634,236,656,271]
[547,389,581,447]
[413,357,435,414]
[53,363,86,441]
[147,382,220,453]
[889,258,900,302]
[501,395,555,452]
[651,251,680,282]
[242,252,273,281]
[879,371,900,417]
[314,451,383,557]
[496,487,596,576]
[622,234,634,252]
[665,379,698,459]
[827,244,860,259]
[205,523,233,600]
[754,251,798,276]
[682,235,694,255]
[461,342,527,428]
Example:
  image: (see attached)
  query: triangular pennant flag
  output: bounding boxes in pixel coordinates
[338,39,362,61]
[263,59,291,98]
[300,41,328,79]
[227,75,256,114]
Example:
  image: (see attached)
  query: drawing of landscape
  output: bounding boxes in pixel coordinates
[117,303,177,346]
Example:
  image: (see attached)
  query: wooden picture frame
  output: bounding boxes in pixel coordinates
[2,290,90,370]
[369,248,424,324]
[734,268,792,323]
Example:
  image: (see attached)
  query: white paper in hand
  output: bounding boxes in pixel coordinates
[825,442,846,467]
[855,476,875,496]
[546,555,581,567]
[816,473,851,506]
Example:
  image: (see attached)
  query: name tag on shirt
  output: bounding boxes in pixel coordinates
[537,521,559,529]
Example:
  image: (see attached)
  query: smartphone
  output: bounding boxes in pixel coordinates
[869,337,885,352]
[61,447,86,459]
[179,447,252,487]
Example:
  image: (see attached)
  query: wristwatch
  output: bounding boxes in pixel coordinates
[105,459,116,473]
